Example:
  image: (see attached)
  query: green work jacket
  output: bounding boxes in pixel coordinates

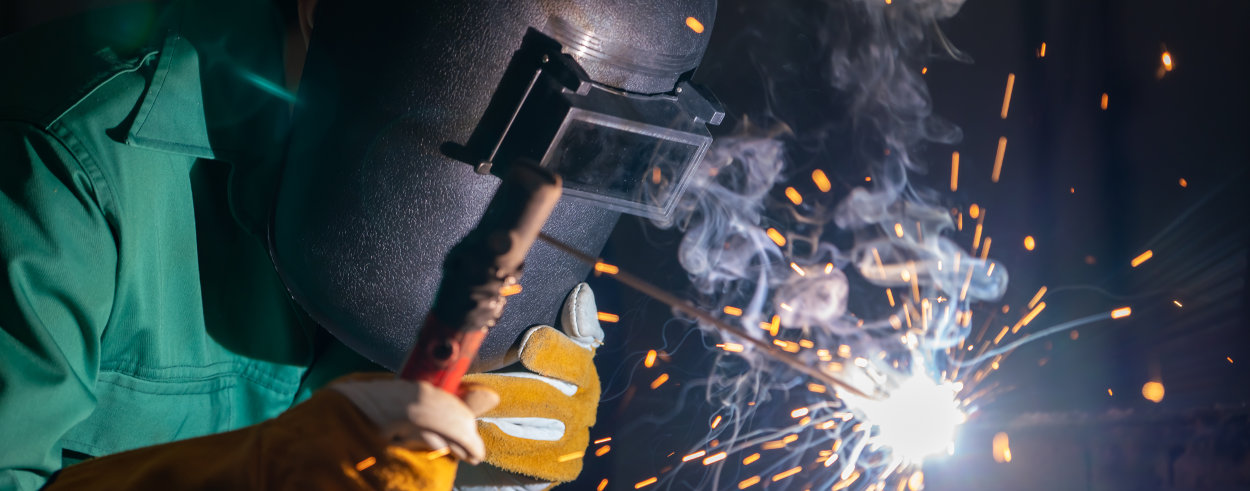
[0,2,377,489]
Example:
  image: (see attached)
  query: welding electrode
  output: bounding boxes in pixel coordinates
[399,164,562,392]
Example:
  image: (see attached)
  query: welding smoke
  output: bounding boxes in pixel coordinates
[648,0,1007,484]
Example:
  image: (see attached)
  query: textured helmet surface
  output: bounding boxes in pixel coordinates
[273,0,717,370]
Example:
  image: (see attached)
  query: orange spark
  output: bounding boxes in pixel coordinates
[894,222,905,237]
[594,261,619,275]
[650,373,669,389]
[969,203,981,219]
[355,456,376,471]
[1142,381,1165,403]
[702,452,727,465]
[685,17,705,33]
[784,186,803,205]
[1162,51,1173,71]
[682,450,706,462]
[790,262,806,276]
[1100,93,1109,110]
[500,284,523,297]
[1131,250,1153,267]
[1179,178,1188,187]
[644,350,657,368]
[1024,235,1036,251]
[992,432,1012,463]
[598,479,609,491]
[651,166,662,184]
[808,383,827,393]
[791,407,810,418]
[992,137,1007,182]
[426,447,452,460]
[772,466,803,482]
[1039,42,1047,58]
[723,305,743,316]
[1111,306,1132,319]
[1001,73,1016,119]
[718,343,744,353]
[743,453,761,465]
[738,476,761,489]
[635,477,658,488]
[595,445,611,457]
[711,415,723,428]
[597,312,619,323]
[594,437,612,444]
[886,288,895,307]
[1028,286,1047,309]
[812,169,832,192]
[950,151,960,191]
[766,228,787,247]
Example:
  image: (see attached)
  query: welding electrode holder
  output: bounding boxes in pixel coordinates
[398,163,563,393]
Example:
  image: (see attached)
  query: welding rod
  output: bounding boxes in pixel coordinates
[399,165,562,392]
[537,232,877,400]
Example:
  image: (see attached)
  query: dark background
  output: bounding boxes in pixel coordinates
[5,0,1248,489]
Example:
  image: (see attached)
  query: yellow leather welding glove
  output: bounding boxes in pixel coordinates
[459,283,604,486]
[46,373,497,491]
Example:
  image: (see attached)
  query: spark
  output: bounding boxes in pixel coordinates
[1111,306,1132,319]
[1173,299,1183,307]
[950,151,960,191]
[812,169,833,192]
[738,476,761,489]
[500,284,523,296]
[594,437,612,444]
[1228,357,1235,364]
[785,186,803,205]
[1108,388,1114,396]
[791,407,810,418]
[1161,50,1173,71]
[723,305,743,316]
[1142,381,1165,403]
[766,228,787,247]
[711,415,723,428]
[894,223,905,237]
[980,237,993,260]
[685,16,705,34]
[1012,301,1046,333]
[635,477,658,488]
[1069,330,1079,340]
[886,288,896,307]
[354,456,376,471]
[595,445,611,457]
[833,470,861,490]
[743,453,760,465]
[808,383,827,393]
[702,452,727,465]
[1131,250,1153,267]
[598,479,609,491]
[644,350,657,368]
[651,166,662,184]
[650,373,668,389]
[1028,286,1047,309]
[1179,178,1188,187]
[992,432,1012,463]
[993,326,1009,344]
[769,315,781,336]
[1100,93,1109,110]
[921,66,928,74]
[1024,235,1035,251]
[597,312,619,323]
[992,137,1007,183]
[1000,73,1016,119]
[1038,42,1047,58]
[682,450,706,462]
[908,471,925,491]
[594,261,620,275]
[972,223,984,252]
[825,262,835,274]
[772,466,803,482]
[969,203,981,219]
[718,343,745,353]
[791,262,807,276]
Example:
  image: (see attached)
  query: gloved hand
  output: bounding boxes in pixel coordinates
[331,374,500,464]
[457,283,604,488]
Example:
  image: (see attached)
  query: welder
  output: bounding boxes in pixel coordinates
[0,0,722,489]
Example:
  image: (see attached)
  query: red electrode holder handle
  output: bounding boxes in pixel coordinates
[398,164,561,393]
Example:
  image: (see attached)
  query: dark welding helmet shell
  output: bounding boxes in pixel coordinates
[272,0,718,371]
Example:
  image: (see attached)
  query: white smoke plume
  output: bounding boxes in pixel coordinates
[645,0,1008,488]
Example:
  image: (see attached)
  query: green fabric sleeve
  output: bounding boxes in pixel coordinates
[0,121,117,491]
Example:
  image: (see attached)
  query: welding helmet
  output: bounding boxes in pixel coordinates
[271,0,723,371]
